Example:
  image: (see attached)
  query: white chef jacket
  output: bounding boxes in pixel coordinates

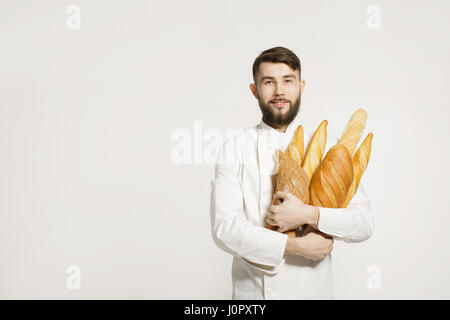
[209,113,374,300]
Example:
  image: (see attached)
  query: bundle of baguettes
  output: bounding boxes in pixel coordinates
[308,108,373,208]
[266,108,374,238]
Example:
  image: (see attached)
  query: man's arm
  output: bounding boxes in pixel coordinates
[267,181,374,243]
[284,232,333,261]
[210,139,288,269]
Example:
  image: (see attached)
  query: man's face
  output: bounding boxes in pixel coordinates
[250,62,305,131]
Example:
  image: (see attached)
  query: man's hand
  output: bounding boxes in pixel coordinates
[284,231,334,261]
[265,191,320,233]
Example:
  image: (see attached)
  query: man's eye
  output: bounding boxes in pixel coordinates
[285,79,292,83]
[265,81,272,84]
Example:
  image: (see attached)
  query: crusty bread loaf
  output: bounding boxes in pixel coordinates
[266,150,309,237]
[275,150,310,204]
[309,144,354,208]
[342,132,373,208]
[338,108,367,156]
[286,125,304,165]
[302,120,328,182]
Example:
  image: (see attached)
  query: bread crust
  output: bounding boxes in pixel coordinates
[342,132,373,208]
[309,144,354,208]
[302,120,328,182]
[266,150,309,237]
[338,108,367,156]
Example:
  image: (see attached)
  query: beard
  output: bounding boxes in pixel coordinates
[257,91,301,129]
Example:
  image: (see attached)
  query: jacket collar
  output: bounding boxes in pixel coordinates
[256,113,304,161]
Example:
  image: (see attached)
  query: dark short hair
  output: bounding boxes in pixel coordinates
[252,46,301,83]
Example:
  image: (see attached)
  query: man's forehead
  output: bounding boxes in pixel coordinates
[258,62,299,78]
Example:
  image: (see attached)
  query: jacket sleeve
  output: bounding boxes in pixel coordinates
[317,181,375,242]
[210,139,288,270]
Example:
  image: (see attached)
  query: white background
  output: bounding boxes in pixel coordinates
[0,0,449,299]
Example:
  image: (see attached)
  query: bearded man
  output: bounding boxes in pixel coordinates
[210,46,374,300]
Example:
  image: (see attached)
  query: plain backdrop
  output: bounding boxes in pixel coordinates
[0,0,449,299]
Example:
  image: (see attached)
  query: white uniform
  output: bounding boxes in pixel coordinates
[210,114,374,299]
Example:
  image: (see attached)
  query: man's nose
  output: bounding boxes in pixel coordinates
[275,83,286,96]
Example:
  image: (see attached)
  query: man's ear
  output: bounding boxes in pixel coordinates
[249,83,258,99]
[300,80,306,94]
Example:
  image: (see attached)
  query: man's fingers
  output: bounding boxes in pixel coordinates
[266,210,275,219]
[269,205,280,213]
[265,217,277,227]
[273,191,289,200]
[327,242,334,254]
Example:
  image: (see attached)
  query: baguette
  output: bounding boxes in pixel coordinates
[309,144,354,208]
[341,133,373,208]
[338,108,367,156]
[302,120,328,183]
[266,150,309,237]
[285,125,304,165]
